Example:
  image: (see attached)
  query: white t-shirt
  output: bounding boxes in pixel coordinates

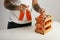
[9,0,32,24]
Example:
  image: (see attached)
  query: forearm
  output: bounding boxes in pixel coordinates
[5,4,19,10]
[33,4,41,12]
[32,0,42,13]
[4,0,19,10]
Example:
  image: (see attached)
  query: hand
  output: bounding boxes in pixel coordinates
[20,4,27,11]
[39,8,45,14]
[15,4,27,11]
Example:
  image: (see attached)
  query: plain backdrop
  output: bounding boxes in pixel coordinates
[0,0,60,30]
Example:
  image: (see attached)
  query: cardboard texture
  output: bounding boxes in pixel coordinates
[35,12,52,35]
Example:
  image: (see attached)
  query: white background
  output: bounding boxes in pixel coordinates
[0,0,60,30]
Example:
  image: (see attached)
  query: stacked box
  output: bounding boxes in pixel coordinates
[35,13,52,35]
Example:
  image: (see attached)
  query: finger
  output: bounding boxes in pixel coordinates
[40,8,45,13]
[21,4,27,8]
[42,8,45,12]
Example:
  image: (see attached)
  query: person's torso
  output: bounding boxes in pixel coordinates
[9,0,32,24]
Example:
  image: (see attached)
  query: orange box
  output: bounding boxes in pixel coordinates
[35,13,52,35]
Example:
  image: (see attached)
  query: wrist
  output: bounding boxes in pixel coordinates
[15,6,20,11]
